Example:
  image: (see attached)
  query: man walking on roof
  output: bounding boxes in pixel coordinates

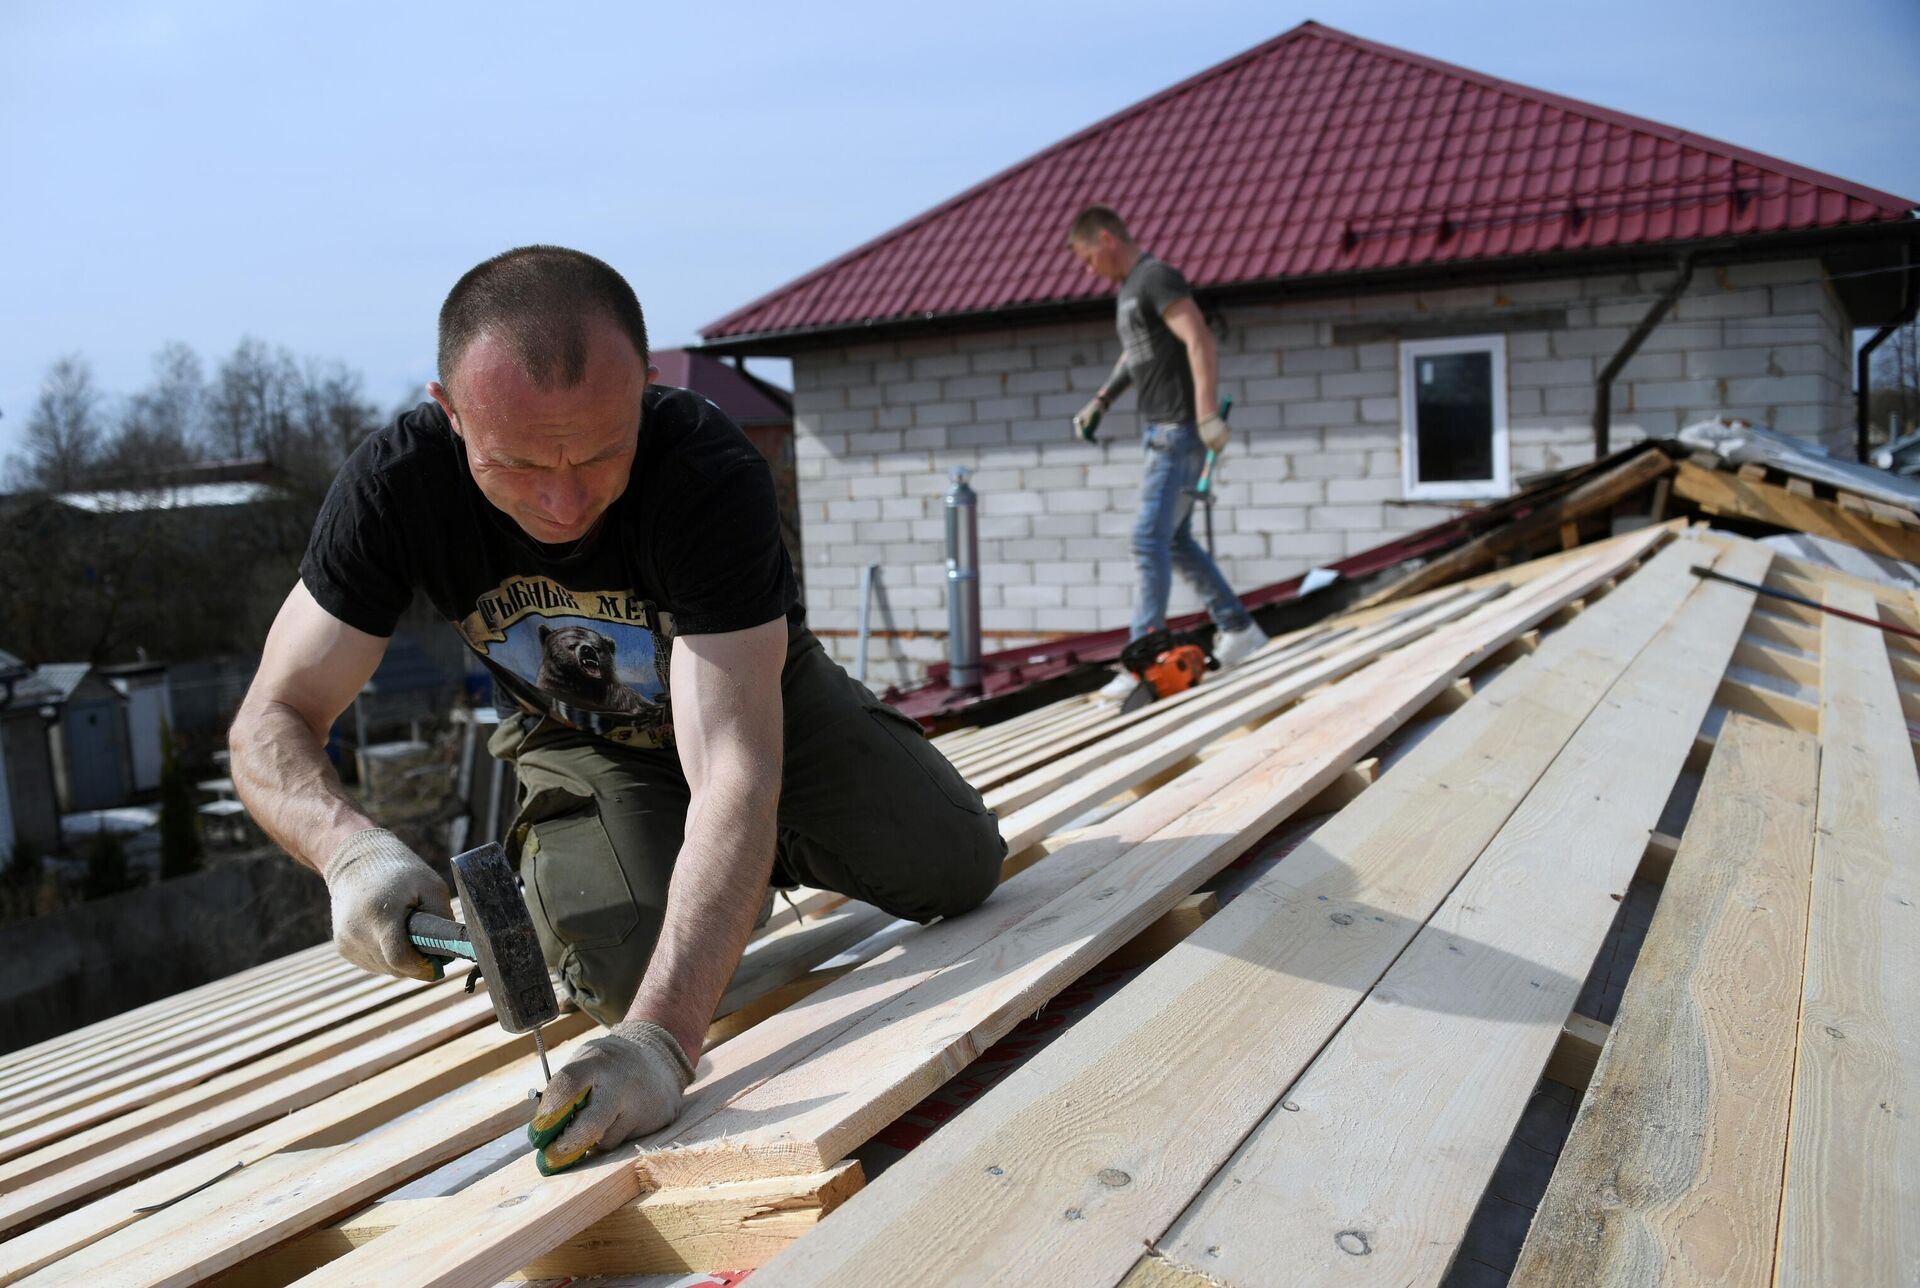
[1066,205,1267,699]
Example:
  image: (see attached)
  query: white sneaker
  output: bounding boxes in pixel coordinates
[1213,624,1269,670]
[1096,669,1138,703]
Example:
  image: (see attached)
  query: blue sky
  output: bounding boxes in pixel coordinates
[4,1,1917,456]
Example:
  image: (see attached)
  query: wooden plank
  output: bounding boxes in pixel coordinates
[1511,715,1819,1286]
[959,625,1353,791]
[0,950,361,1100]
[986,589,1502,843]
[1303,757,1379,815]
[982,601,1464,821]
[0,972,480,1194]
[1672,460,1920,564]
[292,533,1675,1288]
[0,970,417,1143]
[0,874,883,1281]
[1651,475,1673,521]
[38,619,1422,1288]
[207,1163,863,1286]
[739,536,1722,1287]
[1352,447,1673,609]
[1744,609,1819,657]
[1769,562,1920,628]
[1637,830,1683,885]
[0,971,426,1158]
[955,623,1346,790]
[719,901,895,1016]
[1734,636,1820,690]
[1542,1013,1610,1092]
[0,1009,592,1282]
[1777,583,1920,1284]
[1133,540,1775,1286]
[1103,893,1219,971]
[1714,676,1819,734]
[641,543,1654,1194]
[1867,498,1920,529]
[1749,589,1920,660]
[11,1047,561,1288]
[706,966,856,1048]
[0,944,342,1088]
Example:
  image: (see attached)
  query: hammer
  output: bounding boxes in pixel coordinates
[408,842,560,1081]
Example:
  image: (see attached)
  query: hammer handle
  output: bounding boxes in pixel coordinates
[408,911,476,961]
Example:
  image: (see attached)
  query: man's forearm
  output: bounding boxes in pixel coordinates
[624,777,779,1060]
[230,699,377,874]
[1188,331,1219,425]
[1096,355,1133,406]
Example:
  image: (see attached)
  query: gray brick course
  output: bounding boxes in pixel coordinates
[790,255,1853,669]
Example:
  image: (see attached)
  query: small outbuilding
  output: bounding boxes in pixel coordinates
[27,664,133,813]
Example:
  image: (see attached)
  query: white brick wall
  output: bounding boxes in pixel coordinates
[791,258,1854,674]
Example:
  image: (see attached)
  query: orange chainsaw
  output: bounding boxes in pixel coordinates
[1116,628,1218,713]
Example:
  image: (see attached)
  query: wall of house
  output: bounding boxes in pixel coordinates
[788,258,1854,677]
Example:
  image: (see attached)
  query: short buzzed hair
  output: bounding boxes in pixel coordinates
[1067,205,1133,246]
[437,245,649,395]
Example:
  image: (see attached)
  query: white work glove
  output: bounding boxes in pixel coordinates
[321,828,454,981]
[1198,414,1231,454]
[527,1020,695,1174]
[1071,395,1107,443]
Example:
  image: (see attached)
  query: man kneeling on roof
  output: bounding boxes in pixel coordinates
[229,246,1007,1172]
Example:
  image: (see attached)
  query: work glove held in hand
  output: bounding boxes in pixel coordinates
[1198,414,1231,454]
[528,1021,695,1174]
[322,828,453,981]
[1071,397,1105,443]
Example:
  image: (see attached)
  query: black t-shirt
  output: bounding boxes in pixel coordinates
[1116,254,1197,424]
[301,384,802,747]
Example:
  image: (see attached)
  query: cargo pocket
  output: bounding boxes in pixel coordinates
[867,701,988,815]
[519,798,639,953]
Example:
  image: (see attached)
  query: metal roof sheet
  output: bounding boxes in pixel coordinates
[650,349,792,424]
[704,21,1914,344]
[52,481,279,514]
[29,664,93,703]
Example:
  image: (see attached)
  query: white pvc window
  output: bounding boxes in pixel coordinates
[1400,335,1510,501]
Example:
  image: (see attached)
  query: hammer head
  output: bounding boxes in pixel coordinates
[449,842,558,1035]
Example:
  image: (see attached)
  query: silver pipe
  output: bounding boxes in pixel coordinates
[944,468,982,691]
[854,562,879,685]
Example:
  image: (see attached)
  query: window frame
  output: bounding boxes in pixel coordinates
[1398,334,1511,501]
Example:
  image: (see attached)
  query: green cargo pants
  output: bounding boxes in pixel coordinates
[487,625,1006,1026]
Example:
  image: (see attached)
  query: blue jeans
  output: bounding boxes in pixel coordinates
[1129,421,1253,642]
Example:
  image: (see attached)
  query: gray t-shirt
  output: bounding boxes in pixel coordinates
[1116,254,1196,424]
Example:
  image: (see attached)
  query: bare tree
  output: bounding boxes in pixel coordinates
[99,342,206,480]
[10,355,103,490]
[0,340,390,667]
[1870,318,1920,446]
[208,337,299,462]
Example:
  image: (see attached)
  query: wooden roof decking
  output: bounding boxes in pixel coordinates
[1,524,1914,1287]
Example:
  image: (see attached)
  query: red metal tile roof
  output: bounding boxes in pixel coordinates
[704,22,1914,344]
[650,348,791,424]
